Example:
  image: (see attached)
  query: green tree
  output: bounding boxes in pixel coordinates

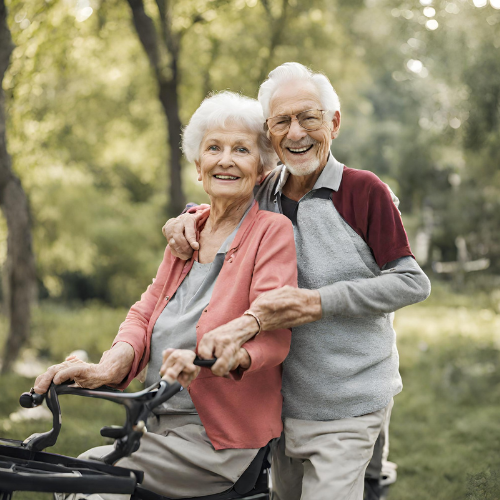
[0,0,36,373]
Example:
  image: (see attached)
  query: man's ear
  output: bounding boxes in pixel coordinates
[331,111,341,140]
[195,160,202,181]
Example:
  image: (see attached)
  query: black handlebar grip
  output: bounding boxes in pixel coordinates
[193,357,217,367]
[19,392,34,408]
[19,388,45,408]
[19,390,45,408]
[32,392,45,406]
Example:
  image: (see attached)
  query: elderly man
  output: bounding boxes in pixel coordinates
[164,63,431,500]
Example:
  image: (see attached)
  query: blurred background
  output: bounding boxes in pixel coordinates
[0,0,499,498]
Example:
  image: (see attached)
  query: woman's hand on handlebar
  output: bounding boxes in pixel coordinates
[33,342,135,394]
[160,349,200,388]
[34,357,98,394]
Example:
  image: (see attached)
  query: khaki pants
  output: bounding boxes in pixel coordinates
[66,414,258,500]
[271,405,389,500]
[365,399,397,486]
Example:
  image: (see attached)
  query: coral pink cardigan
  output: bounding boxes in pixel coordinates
[112,201,297,450]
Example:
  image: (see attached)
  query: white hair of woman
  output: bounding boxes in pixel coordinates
[258,62,341,120]
[182,91,275,173]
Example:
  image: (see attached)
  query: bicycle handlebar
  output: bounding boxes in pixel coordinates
[20,356,217,408]
[17,356,217,464]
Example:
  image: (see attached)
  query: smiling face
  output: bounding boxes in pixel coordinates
[268,81,340,176]
[195,123,263,204]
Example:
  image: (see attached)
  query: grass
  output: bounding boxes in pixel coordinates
[389,283,500,499]
[1,283,500,499]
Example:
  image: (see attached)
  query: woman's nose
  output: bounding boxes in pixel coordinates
[218,148,234,167]
[287,118,307,142]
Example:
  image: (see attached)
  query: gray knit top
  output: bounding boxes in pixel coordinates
[255,156,430,420]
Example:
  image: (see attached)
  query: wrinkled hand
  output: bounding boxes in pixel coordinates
[162,211,205,260]
[197,316,257,376]
[34,357,101,394]
[250,286,322,331]
[159,349,200,388]
[33,342,135,394]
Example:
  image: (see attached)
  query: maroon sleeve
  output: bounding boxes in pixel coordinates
[331,166,414,268]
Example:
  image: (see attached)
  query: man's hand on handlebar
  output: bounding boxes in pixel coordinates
[195,287,322,377]
[162,211,205,260]
[34,342,135,394]
[197,316,256,377]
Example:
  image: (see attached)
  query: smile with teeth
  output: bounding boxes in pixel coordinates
[287,144,314,154]
[214,174,240,180]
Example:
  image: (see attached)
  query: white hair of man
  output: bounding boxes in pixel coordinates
[182,91,275,173]
[258,62,340,120]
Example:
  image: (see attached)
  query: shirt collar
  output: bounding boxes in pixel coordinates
[273,154,344,195]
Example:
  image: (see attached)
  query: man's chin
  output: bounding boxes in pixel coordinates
[285,158,321,176]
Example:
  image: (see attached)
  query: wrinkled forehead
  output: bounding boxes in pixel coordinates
[201,122,259,145]
[269,81,322,117]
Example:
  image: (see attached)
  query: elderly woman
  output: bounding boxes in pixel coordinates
[34,92,297,499]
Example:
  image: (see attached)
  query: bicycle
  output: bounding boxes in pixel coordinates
[0,358,270,500]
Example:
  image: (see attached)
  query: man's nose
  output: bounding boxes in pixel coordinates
[287,118,307,142]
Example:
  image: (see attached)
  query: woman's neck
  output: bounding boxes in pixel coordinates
[206,196,253,233]
[196,195,253,264]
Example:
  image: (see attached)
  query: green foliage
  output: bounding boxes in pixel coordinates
[3,0,170,305]
[1,0,499,304]
[29,302,129,361]
[0,301,128,361]
[1,2,499,497]
[467,470,500,500]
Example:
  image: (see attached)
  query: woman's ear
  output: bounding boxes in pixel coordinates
[195,160,202,181]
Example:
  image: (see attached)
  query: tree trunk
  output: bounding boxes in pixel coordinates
[258,0,289,84]
[158,66,185,217]
[0,0,37,373]
[126,0,186,217]
[202,38,220,99]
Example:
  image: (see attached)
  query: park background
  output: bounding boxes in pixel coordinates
[0,0,500,498]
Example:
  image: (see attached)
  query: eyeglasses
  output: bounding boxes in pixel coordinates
[264,109,326,135]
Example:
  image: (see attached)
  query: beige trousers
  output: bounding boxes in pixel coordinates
[271,405,389,500]
[364,399,397,486]
[66,414,258,500]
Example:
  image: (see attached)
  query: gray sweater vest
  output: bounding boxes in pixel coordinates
[256,171,403,420]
